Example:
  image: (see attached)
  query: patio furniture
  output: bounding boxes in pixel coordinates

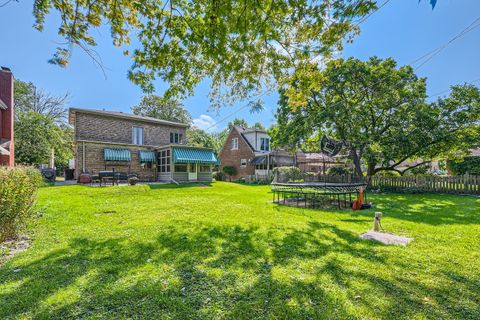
[98,171,116,186]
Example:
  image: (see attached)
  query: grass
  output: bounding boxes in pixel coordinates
[1,182,479,319]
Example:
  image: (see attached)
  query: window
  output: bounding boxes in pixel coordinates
[170,132,183,144]
[200,165,211,172]
[174,164,187,172]
[159,150,171,173]
[240,159,247,167]
[189,163,196,172]
[260,138,270,151]
[231,138,239,150]
[132,127,144,145]
[141,162,153,169]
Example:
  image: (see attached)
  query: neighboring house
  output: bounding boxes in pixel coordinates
[219,125,295,180]
[69,108,219,182]
[297,152,344,174]
[219,125,347,180]
[0,67,14,166]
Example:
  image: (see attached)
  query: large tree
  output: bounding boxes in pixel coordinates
[132,95,192,124]
[187,128,223,155]
[15,112,73,166]
[272,57,480,177]
[14,80,69,122]
[31,0,377,106]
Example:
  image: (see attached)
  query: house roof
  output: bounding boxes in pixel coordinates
[69,108,189,127]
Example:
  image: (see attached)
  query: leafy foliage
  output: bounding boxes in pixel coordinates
[0,166,43,242]
[273,166,302,182]
[447,156,480,175]
[15,112,73,167]
[32,0,376,106]
[272,57,480,177]
[187,128,224,155]
[222,165,236,181]
[326,166,351,176]
[131,95,191,124]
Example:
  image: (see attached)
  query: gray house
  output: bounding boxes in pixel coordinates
[69,108,219,182]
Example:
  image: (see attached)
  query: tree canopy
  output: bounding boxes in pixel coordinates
[132,95,192,124]
[32,0,377,107]
[14,79,73,167]
[15,112,73,166]
[14,80,69,123]
[272,57,480,177]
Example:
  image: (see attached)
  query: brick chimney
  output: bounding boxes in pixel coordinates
[0,67,14,166]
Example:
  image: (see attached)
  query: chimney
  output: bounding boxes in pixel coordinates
[0,67,14,166]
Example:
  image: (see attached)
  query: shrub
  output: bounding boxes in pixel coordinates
[213,171,225,181]
[222,166,236,181]
[326,166,350,176]
[273,166,302,182]
[0,166,43,242]
[447,156,480,176]
[375,170,401,177]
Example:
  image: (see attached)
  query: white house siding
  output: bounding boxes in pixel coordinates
[242,131,270,152]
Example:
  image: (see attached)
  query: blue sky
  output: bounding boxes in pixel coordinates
[0,0,479,132]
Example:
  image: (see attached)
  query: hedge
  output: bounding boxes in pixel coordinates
[0,166,43,242]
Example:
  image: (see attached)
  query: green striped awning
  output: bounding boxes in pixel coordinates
[138,150,156,163]
[172,147,219,165]
[104,148,131,161]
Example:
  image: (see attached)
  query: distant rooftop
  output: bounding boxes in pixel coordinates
[69,108,189,127]
[234,125,267,134]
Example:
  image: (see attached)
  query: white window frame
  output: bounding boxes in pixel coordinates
[132,127,144,145]
[231,138,239,150]
[260,137,270,151]
[240,158,247,167]
[170,132,184,144]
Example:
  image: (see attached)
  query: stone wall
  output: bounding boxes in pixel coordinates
[75,142,157,180]
[75,112,186,147]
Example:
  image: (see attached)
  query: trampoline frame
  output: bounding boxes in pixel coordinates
[271,182,368,209]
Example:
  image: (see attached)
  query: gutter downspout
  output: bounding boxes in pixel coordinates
[82,141,86,173]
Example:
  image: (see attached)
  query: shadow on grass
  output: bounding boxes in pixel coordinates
[337,193,480,226]
[148,183,212,190]
[1,220,478,319]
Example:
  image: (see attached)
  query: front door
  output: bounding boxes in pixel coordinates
[188,163,197,181]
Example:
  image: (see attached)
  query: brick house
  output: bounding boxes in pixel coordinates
[0,67,14,166]
[218,125,296,180]
[69,108,218,182]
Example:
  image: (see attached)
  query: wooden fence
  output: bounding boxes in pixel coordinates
[274,172,480,195]
[370,174,480,195]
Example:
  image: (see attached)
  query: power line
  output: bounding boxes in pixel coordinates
[203,91,269,131]
[428,77,480,99]
[203,1,394,132]
[205,9,480,132]
[410,16,480,70]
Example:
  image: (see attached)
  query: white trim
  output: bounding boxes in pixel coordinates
[231,137,239,150]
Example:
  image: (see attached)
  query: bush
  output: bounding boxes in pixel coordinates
[213,171,225,181]
[273,166,302,182]
[0,166,43,242]
[447,156,480,175]
[326,166,350,176]
[222,166,237,181]
[376,170,401,177]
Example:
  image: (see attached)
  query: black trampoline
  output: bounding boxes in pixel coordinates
[271,182,367,209]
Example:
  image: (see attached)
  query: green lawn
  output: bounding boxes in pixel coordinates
[1,182,479,319]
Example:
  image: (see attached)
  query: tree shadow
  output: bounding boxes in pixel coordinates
[1,221,478,319]
[344,193,480,225]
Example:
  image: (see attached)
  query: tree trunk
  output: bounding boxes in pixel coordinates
[350,148,363,177]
